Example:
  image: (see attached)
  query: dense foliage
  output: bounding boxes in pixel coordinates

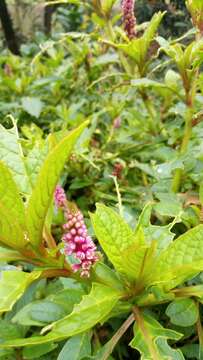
[1,0,203,359]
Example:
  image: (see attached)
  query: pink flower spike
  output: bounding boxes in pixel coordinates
[122,0,136,39]
[54,185,67,208]
[56,193,99,277]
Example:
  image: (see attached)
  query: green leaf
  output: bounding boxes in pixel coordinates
[0,162,25,224]
[0,162,27,250]
[25,141,49,188]
[142,11,165,56]
[154,193,182,217]
[0,247,27,262]
[186,0,203,13]
[57,332,91,360]
[146,225,203,290]
[0,318,24,359]
[180,344,199,359]
[92,262,125,292]
[136,203,179,255]
[0,123,31,194]
[23,343,57,359]
[0,319,24,341]
[91,204,147,280]
[165,69,181,90]
[130,312,184,360]
[101,0,117,14]
[22,97,44,118]
[131,78,167,90]
[0,271,41,314]
[44,282,122,335]
[166,299,198,327]
[199,181,203,207]
[26,121,88,248]
[12,302,48,327]
[30,301,66,323]
[0,283,122,347]
[48,288,85,313]
[0,206,27,251]
[118,12,165,72]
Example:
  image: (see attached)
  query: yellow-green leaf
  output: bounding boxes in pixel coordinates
[146,225,203,290]
[26,122,88,248]
[0,124,32,194]
[0,271,41,314]
[0,283,122,347]
[91,204,147,280]
[0,162,27,249]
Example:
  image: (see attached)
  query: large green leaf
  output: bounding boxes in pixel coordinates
[25,141,49,189]
[91,204,147,280]
[0,162,27,249]
[44,282,122,335]
[0,271,41,314]
[26,121,88,248]
[146,225,203,290]
[142,11,165,56]
[57,332,91,360]
[130,313,184,360]
[0,161,25,224]
[0,123,31,194]
[0,283,122,347]
[22,342,57,359]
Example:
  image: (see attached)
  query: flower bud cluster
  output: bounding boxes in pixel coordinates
[122,0,136,39]
[54,185,67,209]
[54,186,98,277]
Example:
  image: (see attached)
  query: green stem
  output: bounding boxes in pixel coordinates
[111,175,123,217]
[106,19,132,76]
[140,92,157,134]
[106,19,115,40]
[133,306,161,360]
[106,20,156,133]
[196,302,203,359]
[172,107,193,193]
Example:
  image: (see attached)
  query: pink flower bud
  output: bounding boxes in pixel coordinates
[55,185,99,277]
[54,185,67,208]
[122,0,136,39]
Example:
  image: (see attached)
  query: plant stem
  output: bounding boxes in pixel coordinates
[100,314,135,360]
[106,19,133,76]
[43,225,57,249]
[196,302,203,359]
[172,27,200,193]
[40,268,71,279]
[106,19,156,133]
[110,175,123,217]
[133,306,161,360]
[140,91,157,134]
[172,107,193,193]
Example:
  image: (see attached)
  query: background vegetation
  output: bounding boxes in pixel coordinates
[0,0,203,359]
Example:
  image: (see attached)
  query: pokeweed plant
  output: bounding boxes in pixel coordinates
[1,1,203,359]
[1,122,203,358]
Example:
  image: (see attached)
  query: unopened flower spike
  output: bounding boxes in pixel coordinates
[54,185,67,209]
[121,0,136,39]
[54,185,99,277]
